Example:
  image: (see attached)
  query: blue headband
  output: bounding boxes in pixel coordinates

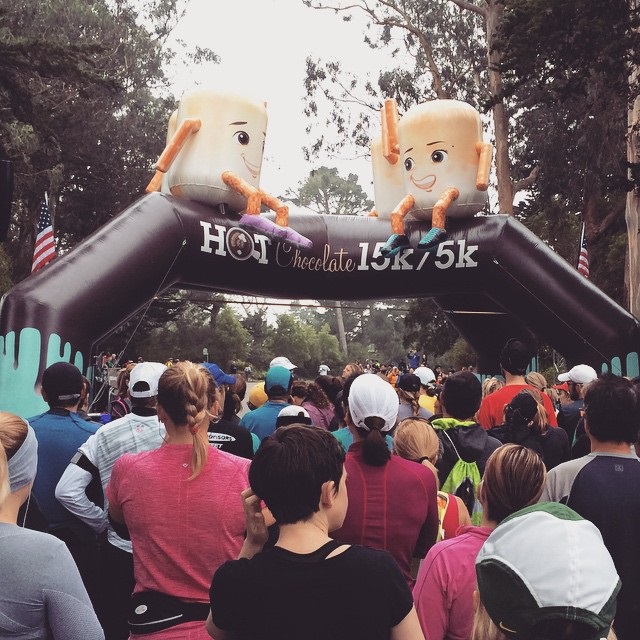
[8,423,38,492]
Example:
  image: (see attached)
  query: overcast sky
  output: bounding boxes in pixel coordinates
[166,0,389,201]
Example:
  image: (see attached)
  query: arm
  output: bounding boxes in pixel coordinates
[412,548,453,640]
[390,606,425,640]
[55,462,108,533]
[46,543,105,640]
[206,612,236,640]
[414,469,440,558]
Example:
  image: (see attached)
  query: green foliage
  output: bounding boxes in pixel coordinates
[0,0,187,281]
[287,166,373,215]
[207,307,251,369]
[404,298,460,362]
[494,0,636,305]
[0,244,13,295]
[438,338,477,371]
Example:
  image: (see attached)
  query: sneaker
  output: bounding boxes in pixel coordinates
[416,227,447,252]
[380,233,411,257]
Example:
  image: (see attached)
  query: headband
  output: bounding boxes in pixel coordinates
[8,423,38,492]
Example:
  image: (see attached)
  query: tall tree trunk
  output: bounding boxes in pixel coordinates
[626,93,640,316]
[626,0,640,317]
[335,300,348,354]
[485,0,514,214]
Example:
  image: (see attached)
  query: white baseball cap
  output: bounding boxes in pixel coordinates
[414,366,436,385]
[269,356,297,370]
[129,362,167,398]
[557,364,597,385]
[276,405,312,427]
[349,374,399,433]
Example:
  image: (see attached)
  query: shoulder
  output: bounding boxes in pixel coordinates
[209,446,251,472]
[112,449,150,472]
[70,412,100,434]
[27,412,49,428]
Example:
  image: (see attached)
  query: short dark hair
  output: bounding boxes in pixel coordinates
[583,374,640,444]
[249,425,345,524]
[440,370,482,420]
[499,338,532,376]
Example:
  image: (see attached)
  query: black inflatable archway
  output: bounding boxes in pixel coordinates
[1,192,639,417]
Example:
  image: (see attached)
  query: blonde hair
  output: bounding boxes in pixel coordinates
[480,444,546,524]
[472,594,618,640]
[482,377,504,397]
[0,412,29,459]
[394,418,440,464]
[522,387,551,435]
[0,412,29,505]
[393,418,441,486]
[525,371,558,406]
[471,598,507,640]
[158,361,211,480]
[343,362,363,378]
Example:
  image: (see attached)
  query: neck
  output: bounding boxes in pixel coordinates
[164,421,205,445]
[589,439,633,455]
[480,514,498,529]
[276,516,333,553]
[504,371,526,385]
[0,491,26,524]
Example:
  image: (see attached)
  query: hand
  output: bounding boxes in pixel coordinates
[241,488,269,554]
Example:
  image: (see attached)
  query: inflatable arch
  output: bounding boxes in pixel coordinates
[1,192,639,418]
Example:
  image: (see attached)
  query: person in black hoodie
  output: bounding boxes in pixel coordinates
[488,389,570,471]
[430,371,501,523]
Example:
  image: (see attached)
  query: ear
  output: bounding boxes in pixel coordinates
[473,589,480,613]
[320,480,336,509]
[477,479,485,505]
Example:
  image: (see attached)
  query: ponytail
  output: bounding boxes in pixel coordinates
[360,418,392,466]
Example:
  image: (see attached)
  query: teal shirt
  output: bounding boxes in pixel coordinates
[332,426,394,452]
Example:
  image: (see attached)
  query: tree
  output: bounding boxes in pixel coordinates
[265,314,313,376]
[302,0,638,308]
[495,0,639,307]
[0,0,217,281]
[287,166,373,215]
[403,298,460,363]
[208,307,251,369]
[287,166,373,354]
[303,0,528,214]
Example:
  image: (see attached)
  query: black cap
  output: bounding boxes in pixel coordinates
[397,373,421,393]
[506,391,538,424]
[41,362,83,403]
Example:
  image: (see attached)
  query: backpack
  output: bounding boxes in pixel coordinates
[440,430,483,525]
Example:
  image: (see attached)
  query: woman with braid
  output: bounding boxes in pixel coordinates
[108,361,250,639]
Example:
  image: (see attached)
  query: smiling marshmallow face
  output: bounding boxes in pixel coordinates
[398,99,488,220]
[164,89,267,213]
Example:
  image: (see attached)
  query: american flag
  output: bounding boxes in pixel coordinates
[31,198,56,273]
[577,222,589,278]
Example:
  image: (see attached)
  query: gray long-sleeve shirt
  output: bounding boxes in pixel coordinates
[0,523,104,639]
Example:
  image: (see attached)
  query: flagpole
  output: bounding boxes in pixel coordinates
[576,219,584,271]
